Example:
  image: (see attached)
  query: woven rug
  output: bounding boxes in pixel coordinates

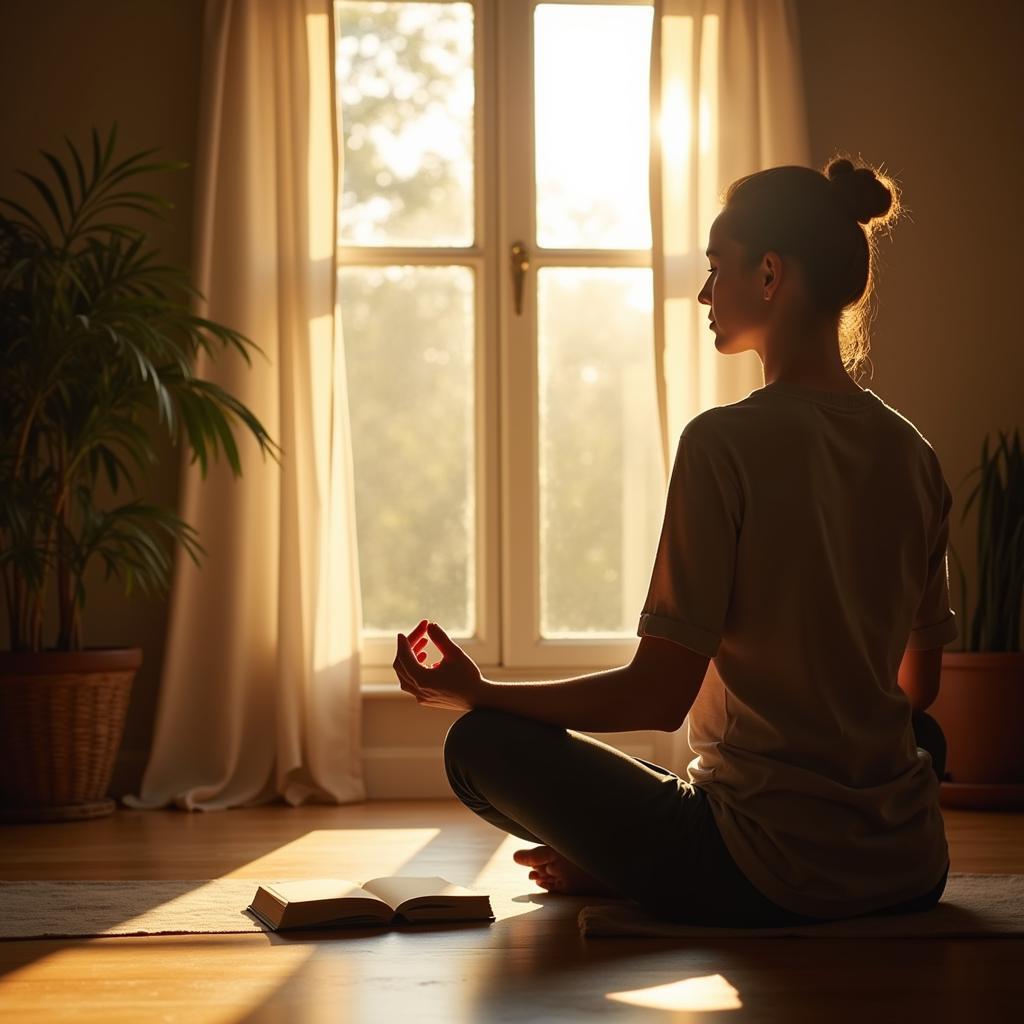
[579,873,1024,938]
[2,874,1021,941]
[0,880,266,939]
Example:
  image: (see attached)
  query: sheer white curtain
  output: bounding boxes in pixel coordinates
[648,0,811,772]
[126,0,365,810]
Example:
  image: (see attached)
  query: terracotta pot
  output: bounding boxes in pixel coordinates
[929,651,1024,809]
[0,648,142,822]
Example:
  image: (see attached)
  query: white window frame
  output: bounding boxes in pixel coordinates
[347,0,654,685]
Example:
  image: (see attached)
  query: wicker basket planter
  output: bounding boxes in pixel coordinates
[2,132,273,826]
[0,648,142,822]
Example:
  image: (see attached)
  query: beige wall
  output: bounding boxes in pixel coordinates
[1,1,1020,795]
[796,0,1024,646]
[0,0,204,792]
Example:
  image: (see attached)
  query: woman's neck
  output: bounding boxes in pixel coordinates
[760,317,860,393]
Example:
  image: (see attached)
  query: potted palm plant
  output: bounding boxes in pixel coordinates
[933,428,1024,810]
[0,126,276,821]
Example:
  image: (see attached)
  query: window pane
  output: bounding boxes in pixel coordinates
[340,265,475,635]
[335,1,475,246]
[534,4,653,249]
[537,268,663,637]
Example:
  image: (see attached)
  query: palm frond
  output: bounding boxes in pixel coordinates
[0,125,279,650]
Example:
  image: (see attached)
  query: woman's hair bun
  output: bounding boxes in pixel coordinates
[825,156,893,225]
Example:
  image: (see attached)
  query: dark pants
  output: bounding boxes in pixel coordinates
[443,707,949,927]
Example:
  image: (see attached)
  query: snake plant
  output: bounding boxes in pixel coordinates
[948,428,1023,652]
[0,125,278,652]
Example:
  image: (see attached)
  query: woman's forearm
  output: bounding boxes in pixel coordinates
[474,665,674,733]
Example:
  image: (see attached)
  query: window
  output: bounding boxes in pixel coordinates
[334,0,664,682]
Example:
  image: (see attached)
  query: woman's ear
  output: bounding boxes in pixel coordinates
[761,252,783,296]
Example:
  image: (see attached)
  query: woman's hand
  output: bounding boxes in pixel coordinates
[393,619,488,713]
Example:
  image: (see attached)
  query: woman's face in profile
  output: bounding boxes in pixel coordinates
[698,214,769,351]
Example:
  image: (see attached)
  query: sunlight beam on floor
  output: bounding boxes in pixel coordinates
[468,834,549,920]
[0,939,317,1024]
[607,973,742,1012]
[222,828,442,880]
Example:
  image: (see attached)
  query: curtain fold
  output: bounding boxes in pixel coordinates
[126,0,365,811]
[649,0,811,478]
[649,0,811,773]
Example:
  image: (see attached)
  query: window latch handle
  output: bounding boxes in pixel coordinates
[510,241,530,316]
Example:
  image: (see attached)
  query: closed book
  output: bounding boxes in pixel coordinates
[248,875,493,930]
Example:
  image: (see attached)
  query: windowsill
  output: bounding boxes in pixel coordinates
[362,682,409,699]
[360,664,624,693]
[360,683,670,740]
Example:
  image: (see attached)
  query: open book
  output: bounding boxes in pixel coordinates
[248,876,494,930]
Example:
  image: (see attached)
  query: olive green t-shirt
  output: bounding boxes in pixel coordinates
[638,380,956,919]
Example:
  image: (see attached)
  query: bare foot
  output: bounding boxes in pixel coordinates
[512,845,616,896]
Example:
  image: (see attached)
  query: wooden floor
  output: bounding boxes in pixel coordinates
[1,801,1022,1023]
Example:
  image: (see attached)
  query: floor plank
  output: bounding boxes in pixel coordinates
[0,802,1021,1023]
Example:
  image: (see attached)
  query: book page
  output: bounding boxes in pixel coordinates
[264,879,382,904]
[360,876,480,910]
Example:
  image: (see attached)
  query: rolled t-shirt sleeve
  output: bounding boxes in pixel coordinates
[907,473,959,650]
[637,422,742,659]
